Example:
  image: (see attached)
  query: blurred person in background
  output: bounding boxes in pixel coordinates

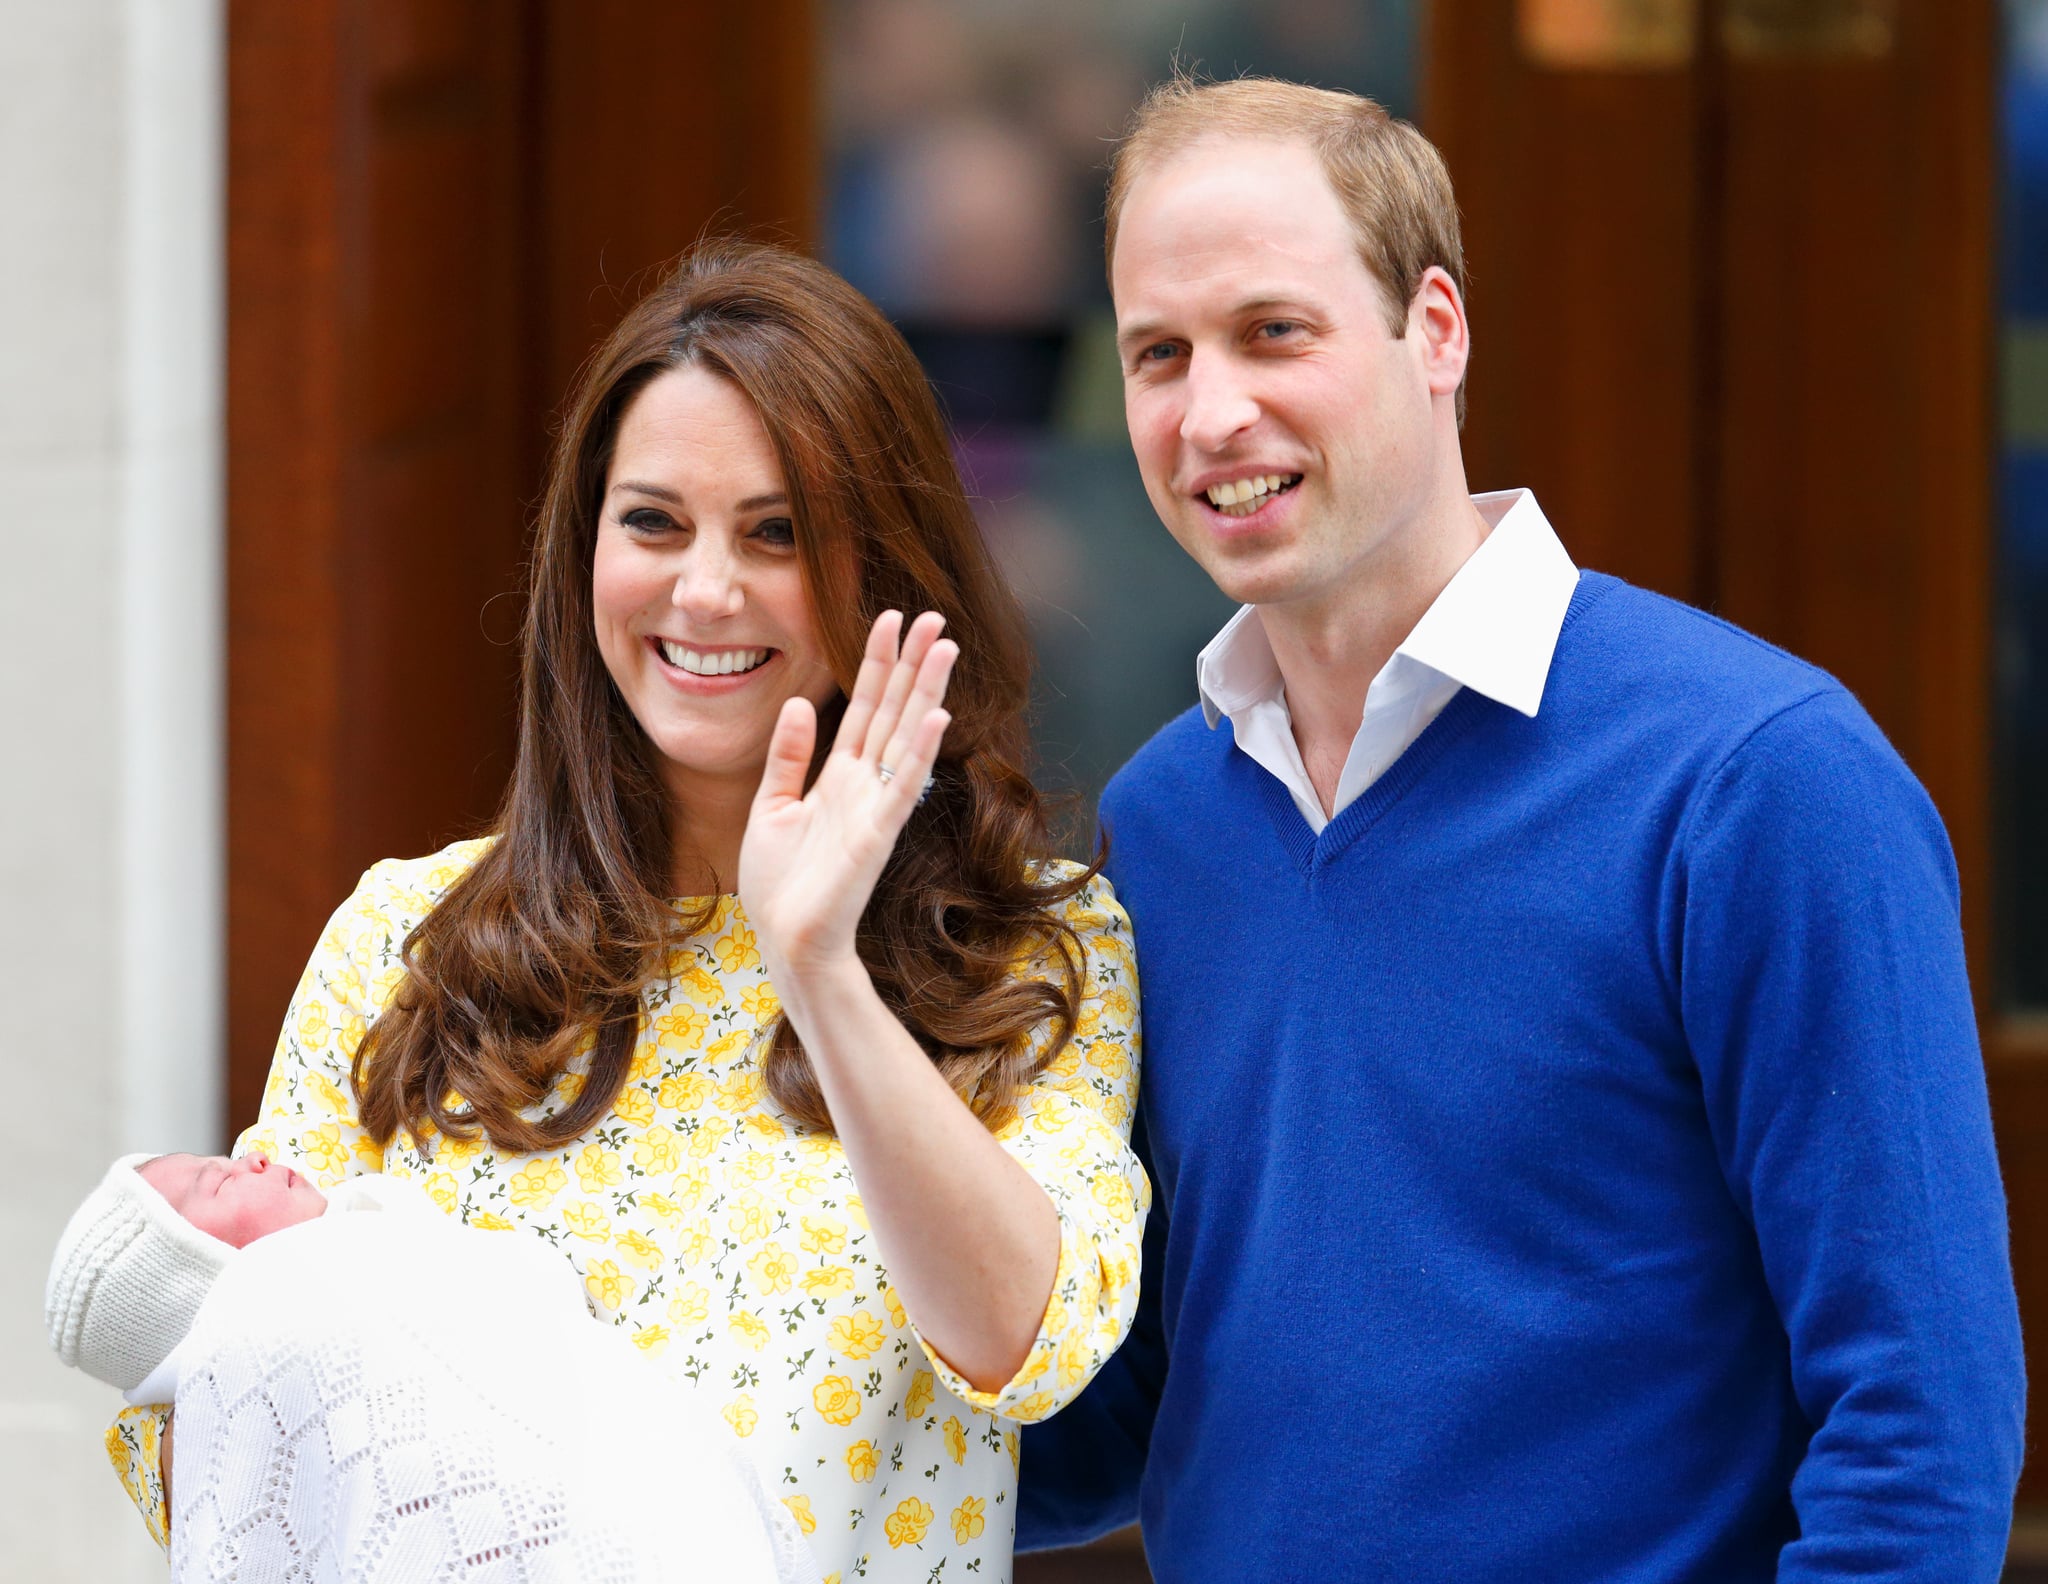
[100,241,1147,1584]
[1016,76,2025,1582]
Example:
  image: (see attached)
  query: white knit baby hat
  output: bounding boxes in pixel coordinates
[45,1153,236,1392]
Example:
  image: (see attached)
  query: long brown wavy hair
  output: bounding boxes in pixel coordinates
[353,239,1093,1153]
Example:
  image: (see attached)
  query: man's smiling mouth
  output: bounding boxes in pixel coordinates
[1204,473,1303,517]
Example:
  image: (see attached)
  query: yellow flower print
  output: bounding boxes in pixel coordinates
[704,1029,753,1065]
[615,1086,656,1126]
[626,1043,661,1083]
[675,962,722,1004]
[1016,1390,1056,1420]
[812,1375,862,1427]
[728,1310,771,1351]
[1085,1039,1130,1077]
[951,1495,986,1543]
[1097,985,1135,1025]
[560,1201,611,1242]
[640,1190,682,1223]
[616,1229,663,1270]
[748,1242,798,1295]
[1043,1290,1069,1337]
[1091,1173,1136,1223]
[307,1069,348,1116]
[424,1172,457,1213]
[632,1127,682,1174]
[338,1012,367,1053]
[846,1194,869,1230]
[942,1415,967,1465]
[655,1006,710,1047]
[471,1211,515,1232]
[1004,1430,1019,1469]
[714,1071,765,1113]
[372,964,406,1004]
[668,1282,711,1326]
[883,1286,907,1329]
[1057,1331,1091,1388]
[574,1143,622,1193]
[781,1494,816,1536]
[1046,1042,1083,1079]
[632,1324,669,1357]
[298,1003,329,1049]
[715,924,760,972]
[730,1150,776,1185]
[351,1132,384,1170]
[658,1072,711,1111]
[1031,1094,1072,1132]
[845,1439,879,1482]
[800,1215,847,1255]
[905,1370,935,1419]
[740,983,780,1021]
[727,1193,774,1244]
[797,1134,841,1165]
[883,1497,934,1549]
[680,1219,715,1263]
[303,1123,348,1177]
[554,1070,586,1107]
[674,1167,712,1210]
[584,1260,635,1312]
[828,1309,885,1360]
[687,1123,726,1162]
[743,1112,785,1141]
[723,1393,758,1437]
[1105,1092,1132,1128]
[508,1157,567,1209]
[804,1266,856,1299]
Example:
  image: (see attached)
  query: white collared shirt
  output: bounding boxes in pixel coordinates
[1196,489,1580,833]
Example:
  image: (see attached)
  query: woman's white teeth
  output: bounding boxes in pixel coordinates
[660,641,769,676]
[1205,473,1300,514]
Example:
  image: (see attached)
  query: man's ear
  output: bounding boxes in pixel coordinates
[1412,265,1471,399]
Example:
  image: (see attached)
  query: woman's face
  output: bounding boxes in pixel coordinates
[592,366,840,808]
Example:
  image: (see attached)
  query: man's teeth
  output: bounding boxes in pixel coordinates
[1205,474,1302,515]
[659,641,770,676]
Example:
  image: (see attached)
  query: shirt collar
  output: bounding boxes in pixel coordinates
[1196,489,1580,728]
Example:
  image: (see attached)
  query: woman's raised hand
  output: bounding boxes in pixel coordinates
[739,610,958,983]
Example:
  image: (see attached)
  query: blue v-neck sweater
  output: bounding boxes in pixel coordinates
[1020,573,2023,1582]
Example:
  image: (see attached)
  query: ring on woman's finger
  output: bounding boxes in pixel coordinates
[876,763,896,784]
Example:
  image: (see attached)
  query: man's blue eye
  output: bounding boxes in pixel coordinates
[1259,321,1298,338]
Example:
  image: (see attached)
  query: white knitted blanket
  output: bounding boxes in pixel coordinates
[165,1204,817,1584]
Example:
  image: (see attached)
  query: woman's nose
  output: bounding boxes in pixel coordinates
[670,548,744,619]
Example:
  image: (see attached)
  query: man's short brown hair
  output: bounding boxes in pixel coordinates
[1105,75,1469,419]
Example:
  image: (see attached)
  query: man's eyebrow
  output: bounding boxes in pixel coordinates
[608,482,788,513]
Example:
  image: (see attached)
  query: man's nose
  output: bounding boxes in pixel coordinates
[1179,350,1260,452]
[670,544,744,620]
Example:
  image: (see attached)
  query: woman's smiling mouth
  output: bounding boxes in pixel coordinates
[653,639,775,677]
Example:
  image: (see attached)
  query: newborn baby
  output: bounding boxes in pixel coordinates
[47,1153,817,1584]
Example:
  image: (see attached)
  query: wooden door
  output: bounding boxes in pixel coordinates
[225,0,815,1130]
[1427,0,2037,1496]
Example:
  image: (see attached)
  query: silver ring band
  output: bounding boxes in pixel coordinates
[876,763,896,784]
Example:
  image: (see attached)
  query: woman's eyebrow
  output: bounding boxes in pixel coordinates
[609,479,682,503]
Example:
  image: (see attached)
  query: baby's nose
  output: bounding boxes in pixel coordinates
[243,1152,269,1174]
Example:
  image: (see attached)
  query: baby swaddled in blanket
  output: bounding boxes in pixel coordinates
[46,1151,817,1584]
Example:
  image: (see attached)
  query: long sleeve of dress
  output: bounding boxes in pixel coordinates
[905,878,1150,1421]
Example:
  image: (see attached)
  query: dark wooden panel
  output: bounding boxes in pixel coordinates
[1710,0,1995,993]
[1988,1049,2048,1505]
[226,0,818,1132]
[1426,0,1702,601]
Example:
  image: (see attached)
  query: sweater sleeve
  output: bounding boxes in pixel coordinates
[1676,691,2025,1582]
[905,874,1150,1422]
[101,852,458,1539]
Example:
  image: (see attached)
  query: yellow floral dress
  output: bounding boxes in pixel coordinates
[109,839,1145,1582]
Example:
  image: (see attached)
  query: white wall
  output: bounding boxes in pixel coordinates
[0,0,223,1575]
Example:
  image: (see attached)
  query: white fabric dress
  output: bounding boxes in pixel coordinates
[164,1180,816,1584]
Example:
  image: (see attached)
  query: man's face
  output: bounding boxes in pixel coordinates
[140,1151,326,1248]
[1112,136,1448,615]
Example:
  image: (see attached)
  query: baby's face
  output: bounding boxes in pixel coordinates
[140,1152,327,1248]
